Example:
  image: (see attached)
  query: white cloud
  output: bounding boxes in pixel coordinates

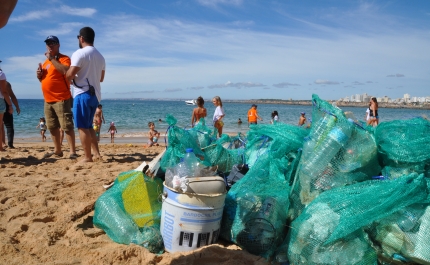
[208,81,265,89]
[10,10,50,22]
[10,5,96,22]
[59,5,97,17]
[314,80,340,85]
[273,82,300,88]
[188,86,204,90]
[38,23,84,37]
[197,0,243,8]
[164,88,182,92]
[386,73,405,77]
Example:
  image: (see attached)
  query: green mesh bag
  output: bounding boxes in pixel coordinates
[369,203,430,264]
[374,117,430,179]
[278,173,429,265]
[245,123,308,168]
[160,114,207,171]
[93,170,164,253]
[290,94,381,219]
[188,118,216,148]
[220,154,291,259]
[202,134,246,173]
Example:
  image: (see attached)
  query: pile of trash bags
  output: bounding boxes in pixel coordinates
[92,94,430,264]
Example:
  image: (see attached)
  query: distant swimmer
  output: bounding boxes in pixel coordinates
[298,112,306,126]
[238,118,242,124]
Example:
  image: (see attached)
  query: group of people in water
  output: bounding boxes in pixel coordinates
[190,96,380,138]
[190,96,310,139]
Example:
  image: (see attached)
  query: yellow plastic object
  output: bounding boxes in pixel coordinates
[118,171,163,227]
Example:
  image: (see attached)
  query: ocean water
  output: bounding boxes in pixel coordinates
[10,99,430,139]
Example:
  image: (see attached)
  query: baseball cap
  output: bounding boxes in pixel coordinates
[252,104,257,107]
[301,112,305,115]
[44,35,59,43]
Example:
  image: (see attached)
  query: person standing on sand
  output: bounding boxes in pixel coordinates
[93,104,105,142]
[0,61,13,152]
[298,112,306,126]
[191,96,207,127]
[2,81,20,149]
[66,27,106,163]
[212,96,225,137]
[247,104,262,126]
[36,35,78,159]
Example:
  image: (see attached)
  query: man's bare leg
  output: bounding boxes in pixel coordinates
[78,128,93,162]
[64,129,76,154]
[89,127,101,160]
[50,127,63,155]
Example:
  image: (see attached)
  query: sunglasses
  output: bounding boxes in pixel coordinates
[46,42,58,46]
[77,35,81,39]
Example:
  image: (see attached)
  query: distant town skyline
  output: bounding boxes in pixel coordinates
[340,92,430,104]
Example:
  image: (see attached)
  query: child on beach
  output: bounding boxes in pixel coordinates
[147,121,160,147]
[36,117,47,142]
[107,122,117,143]
[212,96,225,137]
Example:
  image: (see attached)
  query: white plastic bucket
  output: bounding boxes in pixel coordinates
[160,183,226,253]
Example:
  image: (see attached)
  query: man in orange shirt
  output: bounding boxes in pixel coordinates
[36,35,77,159]
[247,104,262,126]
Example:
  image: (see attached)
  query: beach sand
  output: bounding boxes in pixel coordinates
[0,140,268,265]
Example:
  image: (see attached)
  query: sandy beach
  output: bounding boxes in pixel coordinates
[0,139,268,265]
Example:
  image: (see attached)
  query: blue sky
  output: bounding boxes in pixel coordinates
[1,0,430,100]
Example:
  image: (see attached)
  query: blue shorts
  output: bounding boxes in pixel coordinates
[73,91,98,129]
[0,99,5,114]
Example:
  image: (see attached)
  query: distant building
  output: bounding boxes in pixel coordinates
[404,94,410,100]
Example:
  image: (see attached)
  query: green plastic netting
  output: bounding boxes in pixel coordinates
[374,117,430,179]
[188,118,216,148]
[369,202,430,264]
[220,123,306,258]
[93,170,164,253]
[279,173,429,265]
[203,133,246,173]
[289,94,381,219]
[160,114,207,171]
[244,123,308,168]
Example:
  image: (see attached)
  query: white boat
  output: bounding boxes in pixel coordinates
[185,99,196,105]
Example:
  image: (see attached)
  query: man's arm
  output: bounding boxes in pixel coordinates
[100,70,105,82]
[66,66,81,82]
[49,57,69,75]
[6,82,19,114]
[101,110,105,123]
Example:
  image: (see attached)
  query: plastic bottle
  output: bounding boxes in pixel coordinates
[183,148,200,178]
[396,204,426,232]
[301,124,351,181]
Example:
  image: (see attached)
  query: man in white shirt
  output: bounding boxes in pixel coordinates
[0,61,14,152]
[66,27,105,163]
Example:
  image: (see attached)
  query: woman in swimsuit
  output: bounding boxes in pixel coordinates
[212,96,225,137]
[369,97,379,127]
[191,96,207,127]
